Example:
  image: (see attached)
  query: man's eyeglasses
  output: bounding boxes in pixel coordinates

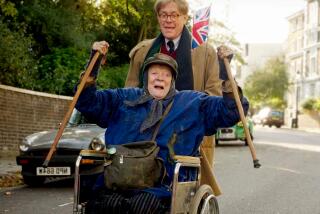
[158,13,181,21]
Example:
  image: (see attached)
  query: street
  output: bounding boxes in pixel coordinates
[215,126,320,214]
[1,126,320,214]
[0,182,73,214]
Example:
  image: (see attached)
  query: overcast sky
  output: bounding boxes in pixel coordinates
[190,0,306,43]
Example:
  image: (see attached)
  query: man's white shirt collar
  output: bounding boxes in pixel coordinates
[165,36,181,51]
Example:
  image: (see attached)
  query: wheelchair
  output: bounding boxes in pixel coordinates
[73,149,219,214]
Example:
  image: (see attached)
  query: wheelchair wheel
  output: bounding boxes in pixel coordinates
[189,184,219,214]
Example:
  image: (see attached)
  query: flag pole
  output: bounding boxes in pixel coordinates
[192,4,222,196]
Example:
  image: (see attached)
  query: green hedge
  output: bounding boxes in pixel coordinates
[302,98,320,112]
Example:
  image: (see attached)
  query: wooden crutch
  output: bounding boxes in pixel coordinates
[43,51,101,167]
[223,58,261,168]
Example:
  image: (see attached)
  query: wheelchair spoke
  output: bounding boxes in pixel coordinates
[190,184,220,214]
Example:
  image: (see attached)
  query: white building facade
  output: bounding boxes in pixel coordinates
[286,0,320,127]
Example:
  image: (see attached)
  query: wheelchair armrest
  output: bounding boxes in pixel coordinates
[79,149,108,158]
[173,155,201,165]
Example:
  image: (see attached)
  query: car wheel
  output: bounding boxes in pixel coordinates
[215,139,219,145]
[23,175,46,186]
[276,125,281,128]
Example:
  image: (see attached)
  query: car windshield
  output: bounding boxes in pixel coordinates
[270,111,283,118]
[67,109,90,127]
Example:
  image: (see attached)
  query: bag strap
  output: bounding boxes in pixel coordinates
[151,100,174,141]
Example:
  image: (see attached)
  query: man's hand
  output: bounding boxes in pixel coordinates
[92,41,109,55]
[217,45,233,80]
[217,45,233,60]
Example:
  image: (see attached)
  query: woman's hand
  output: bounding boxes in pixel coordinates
[217,45,233,61]
[217,45,233,80]
[92,41,109,55]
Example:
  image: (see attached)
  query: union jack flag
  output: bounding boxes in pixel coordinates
[191,5,211,49]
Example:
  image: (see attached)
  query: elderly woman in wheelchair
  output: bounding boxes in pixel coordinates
[73,41,249,214]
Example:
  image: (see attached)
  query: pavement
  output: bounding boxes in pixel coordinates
[281,125,320,134]
[0,156,24,192]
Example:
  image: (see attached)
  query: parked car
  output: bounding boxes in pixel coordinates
[215,118,254,146]
[16,109,106,186]
[252,107,284,128]
[261,110,284,128]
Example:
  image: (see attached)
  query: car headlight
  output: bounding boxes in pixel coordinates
[90,137,105,151]
[19,138,30,152]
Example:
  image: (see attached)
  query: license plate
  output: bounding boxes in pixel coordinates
[36,167,71,176]
[220,133,235,139]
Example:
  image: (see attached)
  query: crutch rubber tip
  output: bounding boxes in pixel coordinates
[253,159,261,168]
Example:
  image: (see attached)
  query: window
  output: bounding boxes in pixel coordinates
[245,44,249,56]
[317,48,320,74]
[311,57,316,75]
[296,58,302,75]
[305,51,310,77]
[308,2,318,27]
[235,65,242,79]
[310,83,315,97]
[299,36,304,50]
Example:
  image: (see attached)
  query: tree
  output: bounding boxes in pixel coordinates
[244,56,289,110]
[0,0,100,93]
[35,47,88,95]
[99,0,158,65]
[11,0,97,54]
[0,0,158,94]
[0,1,37,89]
[209,20,245,65]
[0,0,246,96]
